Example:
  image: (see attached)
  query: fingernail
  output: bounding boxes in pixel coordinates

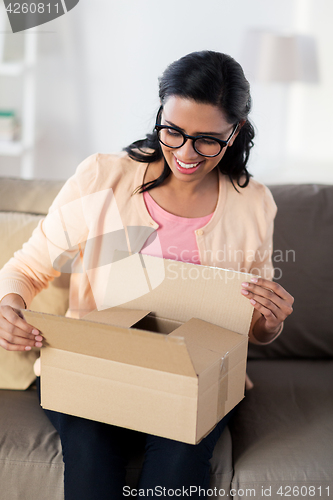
[25,346,32,351]
[35,342,43,348]
[242,282,249,287]
[251,277,258,283]
[241,289,249,295]
[35,336,43,342]
[250,299,256,305]
[32,329,39,335]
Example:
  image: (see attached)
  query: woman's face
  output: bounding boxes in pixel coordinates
[159,96,239,184]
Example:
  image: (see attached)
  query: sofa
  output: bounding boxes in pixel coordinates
[0,176,332,500]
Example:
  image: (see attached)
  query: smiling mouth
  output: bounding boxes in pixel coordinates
[175,158,201,169]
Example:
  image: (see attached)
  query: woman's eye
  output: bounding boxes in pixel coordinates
[166,128,182,137]
[199,138,218,145]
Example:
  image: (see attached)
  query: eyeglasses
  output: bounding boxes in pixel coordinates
[155,108,239,158]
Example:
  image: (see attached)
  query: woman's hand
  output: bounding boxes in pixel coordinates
[0,294,43,351]
[241,277,294,344]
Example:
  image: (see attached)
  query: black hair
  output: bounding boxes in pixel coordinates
[124,50,254,193]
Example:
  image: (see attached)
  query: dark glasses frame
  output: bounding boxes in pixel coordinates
[154,106,239,158]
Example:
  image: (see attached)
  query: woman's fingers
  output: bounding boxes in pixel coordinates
[0,305,43,351]
[251,277,294,305]
[249,296,282,325]
[0,337,34,351]
[241,278,294,316]
[1,305,36,335]
[241,283,283,309]
[241,277,294,334]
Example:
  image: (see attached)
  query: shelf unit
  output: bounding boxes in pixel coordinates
[0,6,37,179]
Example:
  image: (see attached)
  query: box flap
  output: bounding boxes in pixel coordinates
[170,318,248,375]
[24,310,197,377]
[83,307,150,328]
[180,342,222,377]
[170,318,247,355]
[102,254,253,335]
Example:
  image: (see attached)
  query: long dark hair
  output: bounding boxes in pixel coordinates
[124,51,254,192]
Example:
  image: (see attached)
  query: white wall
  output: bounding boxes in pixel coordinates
[1,0,332,184]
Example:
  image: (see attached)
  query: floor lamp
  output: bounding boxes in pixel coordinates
[241,30,319,177]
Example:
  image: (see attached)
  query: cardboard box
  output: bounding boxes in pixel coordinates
[24,255,254,444]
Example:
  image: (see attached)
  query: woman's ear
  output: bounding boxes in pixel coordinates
[228,119,246,147]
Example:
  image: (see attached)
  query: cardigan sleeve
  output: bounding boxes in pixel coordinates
[249,185,277,281]
[0,154,98,308]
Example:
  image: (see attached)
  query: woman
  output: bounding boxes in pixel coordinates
[0,51,293,499]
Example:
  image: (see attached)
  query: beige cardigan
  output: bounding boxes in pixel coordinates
[0,152,277,317]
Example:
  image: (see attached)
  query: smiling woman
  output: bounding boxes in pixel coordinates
[0,50,294,500]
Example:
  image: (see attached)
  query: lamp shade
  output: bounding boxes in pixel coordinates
[242,30,319,83]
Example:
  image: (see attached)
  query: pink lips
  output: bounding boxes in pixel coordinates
[174,156,202,175]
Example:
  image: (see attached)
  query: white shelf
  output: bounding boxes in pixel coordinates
[0,141,24,156]
[0,13,37,178]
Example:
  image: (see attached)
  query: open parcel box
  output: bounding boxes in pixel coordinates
[24,255,254,444]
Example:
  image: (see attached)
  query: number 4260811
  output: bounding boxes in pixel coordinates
[276,485,330,497]
[5,3,60,14]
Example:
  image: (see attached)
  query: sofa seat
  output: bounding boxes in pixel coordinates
[0,387,233,500]
[0,388,64,500]
[230,359,333,500]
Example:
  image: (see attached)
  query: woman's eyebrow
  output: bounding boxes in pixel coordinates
[164,119,226,137]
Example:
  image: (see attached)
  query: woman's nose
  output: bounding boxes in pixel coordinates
[176,139,199,161]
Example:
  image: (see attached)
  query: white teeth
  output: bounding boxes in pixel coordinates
[176,158,200,169]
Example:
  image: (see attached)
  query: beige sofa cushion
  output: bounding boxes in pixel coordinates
[0,211,69,390]
[0,387,64,499]
[0,177,65,214]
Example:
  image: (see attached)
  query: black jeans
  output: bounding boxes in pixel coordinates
[36,377,236,500]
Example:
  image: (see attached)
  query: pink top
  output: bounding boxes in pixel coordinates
[141,191,213,265]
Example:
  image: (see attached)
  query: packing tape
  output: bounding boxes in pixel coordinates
[217,355,229,418]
